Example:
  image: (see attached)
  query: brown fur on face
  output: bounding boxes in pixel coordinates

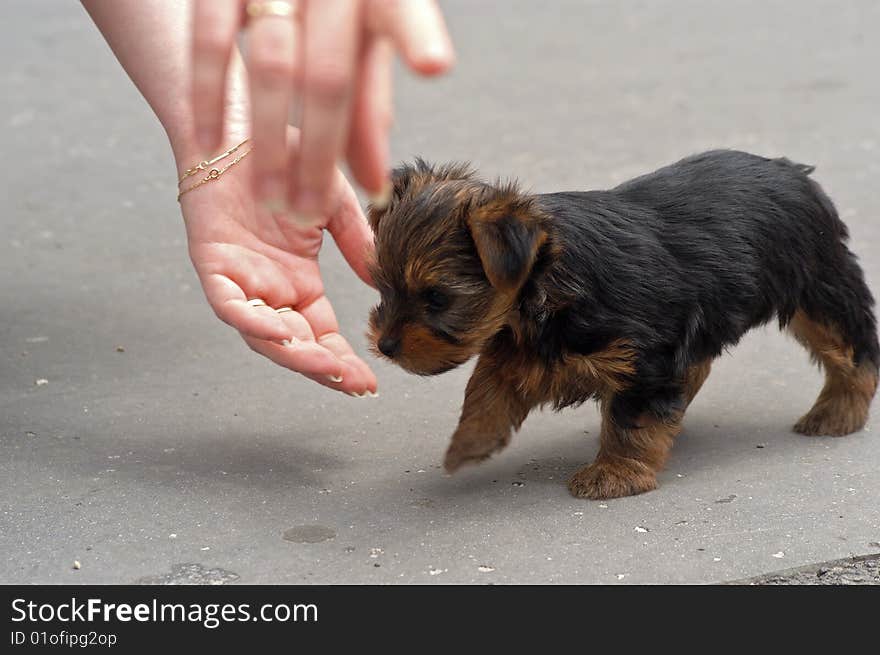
[367,160,549,376]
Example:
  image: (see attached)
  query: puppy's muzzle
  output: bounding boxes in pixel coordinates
[377,335,401,358]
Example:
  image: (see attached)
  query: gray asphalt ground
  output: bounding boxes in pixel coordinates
[2,1,879,585]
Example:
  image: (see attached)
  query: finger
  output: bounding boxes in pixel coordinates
[318,333,378,394]
[247,1,299,211]
[293,0,362,218]
[368,0,455,76]
[274,300,371,392]
[199,272,293,343]
[190,241,301,305]
[192,0,241,152]
[300,296,378,392]
[326,174,375,287]
[346,37,393,198]
[242,333,346,379]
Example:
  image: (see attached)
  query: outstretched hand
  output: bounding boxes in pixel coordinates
[179,128,378,396]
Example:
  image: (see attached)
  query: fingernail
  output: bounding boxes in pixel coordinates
[326,375,343,383]
[368,181,392,210]
[366,390,379,398]
[348,391,367,398]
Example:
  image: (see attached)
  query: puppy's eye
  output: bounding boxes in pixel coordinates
[421,288,450,314]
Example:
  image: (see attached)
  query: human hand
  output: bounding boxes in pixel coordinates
[191,0,454,218]
[179,127,378,396]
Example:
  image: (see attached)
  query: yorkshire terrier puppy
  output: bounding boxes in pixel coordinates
[367,150,879,500]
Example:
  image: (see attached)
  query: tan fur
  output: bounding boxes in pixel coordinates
[444,356,532,472]
[443,341,638,472]
[788,310,878,435]
[467,193,548,292]
[684,359,712,406]
[395,324,472,375]
[567,359,714,499]
[568,401,682,499]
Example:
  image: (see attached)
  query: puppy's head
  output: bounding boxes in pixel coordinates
[367,160,548,375]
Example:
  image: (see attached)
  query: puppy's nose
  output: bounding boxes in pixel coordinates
[377,336,401,358]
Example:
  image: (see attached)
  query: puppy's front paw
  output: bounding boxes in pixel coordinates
[443,431,510,473]
[568,458,657,500]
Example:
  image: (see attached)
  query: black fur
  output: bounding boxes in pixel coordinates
[518,149,878,425]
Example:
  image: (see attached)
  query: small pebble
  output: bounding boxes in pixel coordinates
[369,547,383,558]
[477,565,495,573]
[616,574,626,580]
[168,534,177,539]
[634,526,649,533]
[35,378,49,386]
[116,346,125,352]
[73,561,81,570]
[428,568,445,576]
[772,551,785,558]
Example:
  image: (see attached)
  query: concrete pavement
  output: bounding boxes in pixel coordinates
[2,0,879,584]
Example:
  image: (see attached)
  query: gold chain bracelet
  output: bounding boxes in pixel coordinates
[178,138,250,184]
[177,145,253,201]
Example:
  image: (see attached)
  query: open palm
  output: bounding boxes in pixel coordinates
[179,131,378,396]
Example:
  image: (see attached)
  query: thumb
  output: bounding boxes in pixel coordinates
[325,173,376,288]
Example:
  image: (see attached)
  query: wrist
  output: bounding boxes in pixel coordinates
[168,129,246,182]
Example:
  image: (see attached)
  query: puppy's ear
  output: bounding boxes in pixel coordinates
[466,187,546,292]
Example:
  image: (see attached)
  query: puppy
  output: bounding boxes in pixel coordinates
[367,150,879,500]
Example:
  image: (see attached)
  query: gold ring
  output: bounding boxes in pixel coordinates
[246,1,297,20]
[275,306,293,314]
[247,298,268,308]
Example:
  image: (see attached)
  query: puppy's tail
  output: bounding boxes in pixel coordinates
[773,156,816,175]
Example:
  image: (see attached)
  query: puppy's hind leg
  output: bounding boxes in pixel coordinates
[788,310,878,436]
